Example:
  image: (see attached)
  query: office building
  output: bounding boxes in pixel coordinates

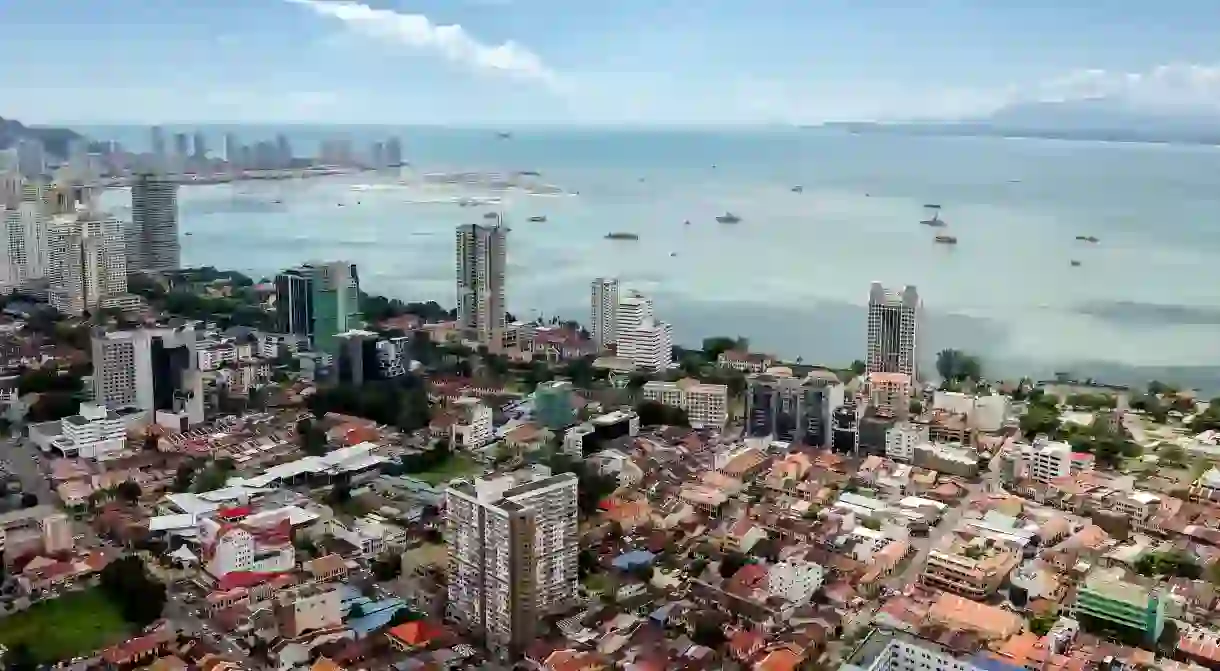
[275,134,293,167]
[16,139,46,179]
[149,126,166,165]
[377,337,409,378]
[91,325,203,426]
[868,372,913,420]
[41,513,74,554]
[335,330,380,386]
[641,378,729,428]
[173,133,189,163]
[1028,439,1071,484]
[446,468,579,661]
[589,277,619,349]
[0,186,50,290]
[192,131,207,159]
[310,261,361,354]
[866,282,920,379]
[534,380,576,429]
[614,290,652,341]
[385,137,403,167]
[48,211,128,317]
[51,403,128,461]
[455,223,506,346]
[885,422,928,462]
[832,403,859,454]
[1073,567,1165,645]
[617,317,672,372]
[746,368,845,447]
[451,397,493,449]
[128,173,180,273]
[224,133,240,165]
[274,265,314,339]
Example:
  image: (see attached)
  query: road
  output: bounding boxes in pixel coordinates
[2,436,58,506]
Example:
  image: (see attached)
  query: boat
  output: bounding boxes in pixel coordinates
[483,212,499,220]
[605,232,640,240]
[934,235,957,245]
[337,203,345,207]
[924,203,942,209]
[683,220,691,226]
[1075,235,1100,243]
[518,170,541,177]
[920,213,947,227]
[273,199,283,204]
[1070,260,1082,267]
[715,212,741,224]
[669,252,678,257]
[528,216,547,223]
[791,185,804,193]
[185,232,194,236]
[497,131,512,139]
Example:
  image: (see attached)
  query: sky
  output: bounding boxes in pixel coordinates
[3,0,1220,124]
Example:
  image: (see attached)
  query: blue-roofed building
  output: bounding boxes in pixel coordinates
[612,550,656,571]
[967,654,1027,671]
[339,584,411,638]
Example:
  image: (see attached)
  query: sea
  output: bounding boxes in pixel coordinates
[81,125,1220,391]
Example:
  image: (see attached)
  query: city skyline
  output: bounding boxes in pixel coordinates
[4,1,1220,124]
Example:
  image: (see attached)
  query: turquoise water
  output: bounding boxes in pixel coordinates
[88,126,1220,388]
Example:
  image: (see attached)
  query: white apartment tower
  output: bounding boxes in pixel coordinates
[619,317,673,373]
[455,223,506,346]
[48,211,128,317]
[589,277,619,350]
[614,290,653,341]
[446,468,579,662]
[128,172,180,273]
[866,282,920,379]
[641,378,729,428]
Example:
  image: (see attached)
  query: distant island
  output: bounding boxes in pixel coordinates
[819,99,1220,147]
[0,116,81,158]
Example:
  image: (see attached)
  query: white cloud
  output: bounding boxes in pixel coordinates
[284,0,555,85]
[1029,63,1220,108]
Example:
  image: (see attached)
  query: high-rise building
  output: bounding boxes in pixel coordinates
[446,467,579,661]
[614,290,652,341]
[128,172,180,273]
[617,317,673,372]
[16,139,46,179]
[455,223,506,346]
[385,137,403,167]
[745,369,844,447]
[91,326,203,426]
[866,282,920,379]
[275,134,293,167]
[173,133,190,162]
[589,277,619,350]
[867,371,913,420]
[275,265,314,339]
[192,131,208,159]
[1,187,50,291]
[224,133,241,167]
[149,126,167,165]
[335,329,380,386]
[369,142,385,169]
[48,211,128,316]
[641,378,729,428]
[311,261,361,354]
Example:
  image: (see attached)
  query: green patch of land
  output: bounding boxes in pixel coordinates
[414,453,480,486]
[0,589,130,663]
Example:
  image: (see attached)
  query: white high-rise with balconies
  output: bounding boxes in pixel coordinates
[614,290,653,341]
[589,277,619,350]
[455,222,506,346]
[618,317,673,373]
[866,282,920,380]
[48,210,128,316]
[446,467,579,662]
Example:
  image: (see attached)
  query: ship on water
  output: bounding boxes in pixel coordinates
[934,234,957,245]
[605,232,640,240]
[528,216,547,223]
[716,212,741,224]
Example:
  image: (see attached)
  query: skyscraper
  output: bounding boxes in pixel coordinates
[224,133,241,166]
[589,277,619,350]
[1,183,50,290]
[455,223,506,346]
[192,131,208,159]
[275,134,293,168]
[91,326,204,426]
[614,290,652,341]
[274,265,314,338]
[173,133,190,163]
[149,126,166,165]
[48,211,128,316]
[385,137,403,167]
[128,172,180,273]
[310,261,361,354]
[446,468,578,661]
[617,318,673,372]
[866,282,920,379]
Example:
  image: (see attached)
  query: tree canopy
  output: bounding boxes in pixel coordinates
[936,349,982,383]
[99,556,167,628]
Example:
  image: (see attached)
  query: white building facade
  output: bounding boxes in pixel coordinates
[47,211,129,317]
[56,403,127,461]
[641,379,729,428]
[451,397,493,449]
[589,277,619,350]
[885,422,929,462]
[766,559,825,606]
[618,318,673,373]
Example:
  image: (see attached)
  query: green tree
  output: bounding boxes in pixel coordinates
[849,360,867,376]
[99,555,167,628]
[701,336,747,361]
[936,349,982,383]
[1020,404,1061,438]
[116,480,142,503]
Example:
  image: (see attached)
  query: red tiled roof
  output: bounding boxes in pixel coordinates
[218,506,251,519]
[216,570,288,591]
[387,620,446,647]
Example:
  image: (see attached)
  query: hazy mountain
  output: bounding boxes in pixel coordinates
[823,98,1220,144]
[0,116,80,158]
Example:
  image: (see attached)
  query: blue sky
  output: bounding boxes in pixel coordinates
[3,0,1219,124]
